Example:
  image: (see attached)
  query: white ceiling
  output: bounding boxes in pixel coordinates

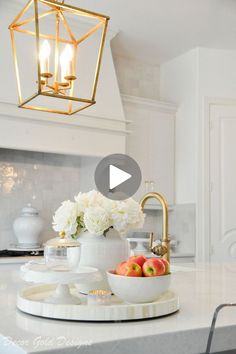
[71,0,236,64]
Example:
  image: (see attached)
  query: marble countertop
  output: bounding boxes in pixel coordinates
[0,253,194,265]
[0,263,236,354]
[0,256,44,264]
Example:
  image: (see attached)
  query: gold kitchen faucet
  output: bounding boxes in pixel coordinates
[140,192,170,263]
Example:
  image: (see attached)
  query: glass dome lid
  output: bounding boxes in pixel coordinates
[45,232,80,249]
[44,232,81,270]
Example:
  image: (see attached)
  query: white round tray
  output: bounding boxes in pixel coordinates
[17,284,180,322]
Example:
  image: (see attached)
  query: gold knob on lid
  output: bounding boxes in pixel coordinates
[59,231,65,239]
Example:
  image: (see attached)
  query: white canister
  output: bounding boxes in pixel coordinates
[76,228,130,292]
[13,204,44,248]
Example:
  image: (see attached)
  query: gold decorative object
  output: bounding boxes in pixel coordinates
[9,0,109,115]
[87,289,112,305]
[140,192,170,263]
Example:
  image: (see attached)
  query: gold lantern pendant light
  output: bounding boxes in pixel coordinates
[9,0,109,115]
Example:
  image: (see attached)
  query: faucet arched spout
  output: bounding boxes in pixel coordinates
[140,192,170,263]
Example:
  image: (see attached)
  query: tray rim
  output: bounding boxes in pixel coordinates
[17,284,180,322]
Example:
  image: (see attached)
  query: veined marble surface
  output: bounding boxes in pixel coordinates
[0,263,236,354]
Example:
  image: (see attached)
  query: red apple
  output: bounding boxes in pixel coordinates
[159,258,170,275]
[116,261,127,276]
[124,262,142,277]
[128,255,147,267]
[142,258,165,277]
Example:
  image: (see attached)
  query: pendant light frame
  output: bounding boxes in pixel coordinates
[9,0,109,115]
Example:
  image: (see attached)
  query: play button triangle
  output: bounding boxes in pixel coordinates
[109,164,132,190]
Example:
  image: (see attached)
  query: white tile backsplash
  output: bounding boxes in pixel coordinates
[0,148,195,256]
[136,204,195,255]
[0,148,100,249]
[169,204,195,255]
[113,55,160,99]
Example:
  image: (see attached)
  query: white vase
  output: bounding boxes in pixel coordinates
[76,228,129,292]
[13,204,43,248]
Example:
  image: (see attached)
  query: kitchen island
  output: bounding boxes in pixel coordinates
[0,263,236,354]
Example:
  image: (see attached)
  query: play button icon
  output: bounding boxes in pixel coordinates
[95,154,142,200]
[109,165,132,190]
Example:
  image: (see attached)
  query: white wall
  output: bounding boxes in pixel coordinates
[160,49,199,204]
[199,48,236,98]
[161,46,236,261]
[161,47,236,206]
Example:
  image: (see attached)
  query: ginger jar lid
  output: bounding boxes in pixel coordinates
[21,204,39,216]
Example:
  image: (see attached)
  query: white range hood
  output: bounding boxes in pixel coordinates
[0,0,127,157]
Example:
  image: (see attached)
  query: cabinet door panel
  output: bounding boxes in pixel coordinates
[125,101,175,205]
[126,110,149,201]
[148,112,175,204]
[210,104,236,262]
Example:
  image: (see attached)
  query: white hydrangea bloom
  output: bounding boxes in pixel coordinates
[53,190,145,238]
[111,198,145,236]
[52,200,78,237]
[75,190,108,212]
[83,206,112,236]
[74,192,90,214]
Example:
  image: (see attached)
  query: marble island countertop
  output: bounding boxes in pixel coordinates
[0,263,236,354]
[0,253,195,265]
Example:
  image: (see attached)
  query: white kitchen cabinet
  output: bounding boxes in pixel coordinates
[123,95,177,205]
[209,102,236,262]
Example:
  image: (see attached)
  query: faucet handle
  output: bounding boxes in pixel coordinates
[148,232,168,256]
[151,244,168,257]
[148,232,154,251]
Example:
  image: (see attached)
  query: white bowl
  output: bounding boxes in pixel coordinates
[106,271,171,304]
